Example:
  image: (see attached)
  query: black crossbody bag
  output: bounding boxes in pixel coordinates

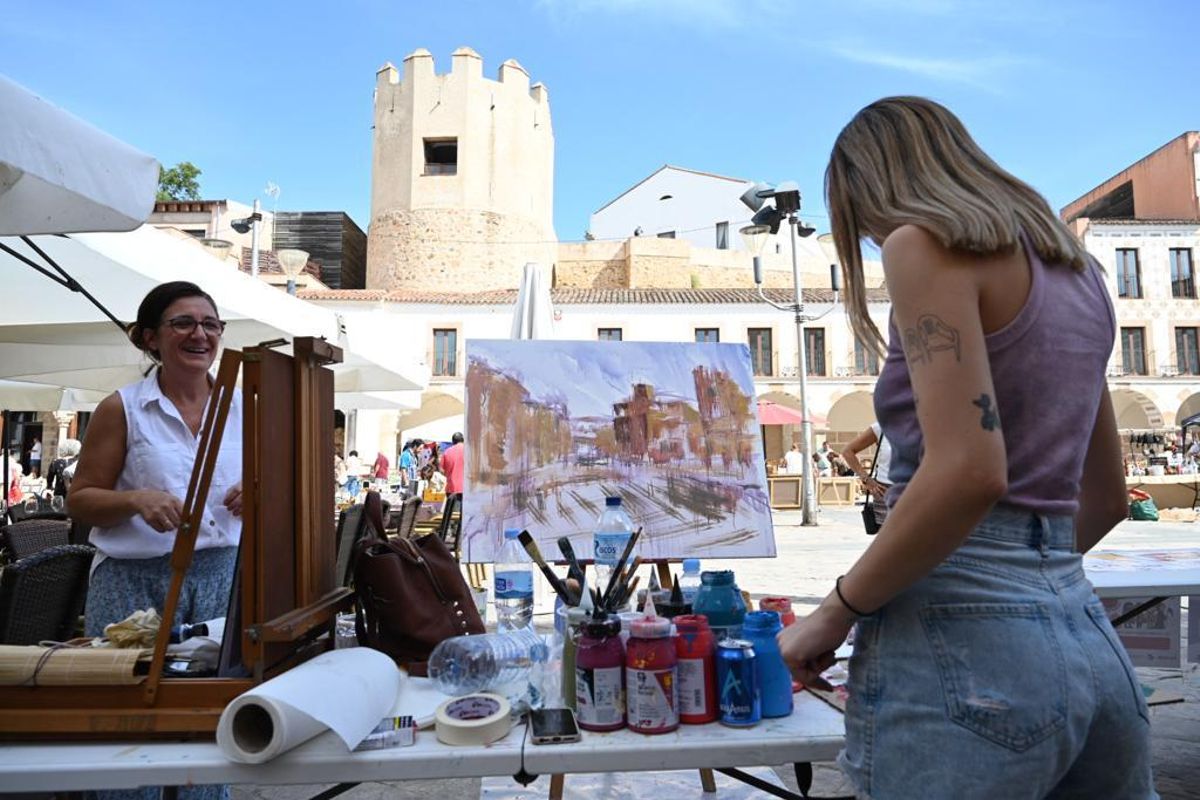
[861,451,881,536]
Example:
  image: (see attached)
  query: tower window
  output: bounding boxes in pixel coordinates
[424,138,458,176]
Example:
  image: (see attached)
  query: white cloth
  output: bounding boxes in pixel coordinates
[783,449,804,475]
[89,370,242,560]
[29,441,41,461]
[870,422,894,485]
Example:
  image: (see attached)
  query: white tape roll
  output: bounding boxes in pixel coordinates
[434,693,512,746]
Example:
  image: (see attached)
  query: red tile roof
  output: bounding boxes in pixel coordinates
[297,286,889,304]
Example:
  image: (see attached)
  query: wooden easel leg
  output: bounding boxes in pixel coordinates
[699,768,717,792]
[656,561,671,589]
[549,773,565,800]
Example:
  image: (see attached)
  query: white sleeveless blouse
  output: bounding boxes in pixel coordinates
[89,370,242,560]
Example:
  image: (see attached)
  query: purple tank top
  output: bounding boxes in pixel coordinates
[874,236,1115,515]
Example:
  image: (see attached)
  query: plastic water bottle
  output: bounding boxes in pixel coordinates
[495,529,535,632]
[679,558,702,604]
[592,497,635,595]
[428,628,550,709]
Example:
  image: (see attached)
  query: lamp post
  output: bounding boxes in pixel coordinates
[276,248,308,296]
[739,182,839,526]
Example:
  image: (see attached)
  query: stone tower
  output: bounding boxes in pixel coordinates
[367,47,557,291]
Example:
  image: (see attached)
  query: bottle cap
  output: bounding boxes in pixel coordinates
[759,596,793,614]
[605,496,621,507]
[583,616,621,638]
[682,558,700,574]
[504,529,520,540]
[629,616,671,638]
[701,569,735,586]
[743,610,782,632]
[657,576,691,620]
[672,614,711,634]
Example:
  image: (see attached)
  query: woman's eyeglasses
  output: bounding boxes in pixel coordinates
[162,316,226,336]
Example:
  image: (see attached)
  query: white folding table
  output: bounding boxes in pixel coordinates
[0,693,845,798]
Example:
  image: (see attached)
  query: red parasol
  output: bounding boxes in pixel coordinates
[757,400,826,426]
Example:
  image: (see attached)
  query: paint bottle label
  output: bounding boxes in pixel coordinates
[576,666,624,727]
[677,657,708,717]
[626,666,678,733]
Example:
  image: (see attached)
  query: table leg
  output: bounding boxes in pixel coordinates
[699,768,716,791]
[549,773,565,800]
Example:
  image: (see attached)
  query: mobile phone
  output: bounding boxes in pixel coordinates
[528,708,582,745]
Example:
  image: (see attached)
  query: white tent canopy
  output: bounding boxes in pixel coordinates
[0,379,103,412]
[0,74,159,236]
[0,226,427,393]
[510,262,554,340]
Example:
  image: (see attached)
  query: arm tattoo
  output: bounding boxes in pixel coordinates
[972,394,1000,431]
[903,314,961,366]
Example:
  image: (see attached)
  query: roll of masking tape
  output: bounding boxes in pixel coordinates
[434,693,513,746]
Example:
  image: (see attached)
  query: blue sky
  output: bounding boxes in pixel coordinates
[3,1,1196,240]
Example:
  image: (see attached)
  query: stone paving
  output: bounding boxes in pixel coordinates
[235,506,1200,800]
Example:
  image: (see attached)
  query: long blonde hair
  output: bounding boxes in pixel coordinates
[825,96,1088,354]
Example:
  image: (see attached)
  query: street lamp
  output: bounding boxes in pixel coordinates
[276,248,308,296]
[740,182,839,526]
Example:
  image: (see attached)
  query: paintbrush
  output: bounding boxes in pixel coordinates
[601,526,643,608]
[517,530,575,605]
[617,576,641,610]
[606,555,642,612]
[557,537,586,586]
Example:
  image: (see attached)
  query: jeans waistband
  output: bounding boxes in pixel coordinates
[968,504,1076,551]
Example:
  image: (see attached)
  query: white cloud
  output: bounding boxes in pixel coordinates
[828,44,1028,88]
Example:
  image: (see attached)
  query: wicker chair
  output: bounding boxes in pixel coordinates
[0,543,95,645]
[437,493,463,556]
[334,503,367,587]
[1,517,71,561]
[394,496,423,540]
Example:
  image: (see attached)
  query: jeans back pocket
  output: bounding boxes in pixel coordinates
[921,602,1068,752]
[1084,600,1151,725]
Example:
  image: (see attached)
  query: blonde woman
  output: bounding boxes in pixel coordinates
[779,98,1153,798]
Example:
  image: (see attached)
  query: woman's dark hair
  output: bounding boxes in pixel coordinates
[128,281,218,362]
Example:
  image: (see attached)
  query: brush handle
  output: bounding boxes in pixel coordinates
[557,537,586,585]
[605,555,642,612]
[518,531,575,605]
[601,526,643,608]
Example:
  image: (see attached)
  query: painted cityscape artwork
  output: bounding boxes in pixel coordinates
[462,339,775,563]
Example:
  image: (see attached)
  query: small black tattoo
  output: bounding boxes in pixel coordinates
[972,394,1000,431]
[903,314,961,366]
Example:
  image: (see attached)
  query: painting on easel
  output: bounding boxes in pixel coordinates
[462,339,775,563]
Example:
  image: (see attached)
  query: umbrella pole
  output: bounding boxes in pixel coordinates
[1,409,8,516]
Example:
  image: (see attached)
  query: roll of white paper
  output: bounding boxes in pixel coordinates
[216,647,401,763]
[434,693,513,746]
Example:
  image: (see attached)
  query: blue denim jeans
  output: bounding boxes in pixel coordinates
[839,506,1157,799]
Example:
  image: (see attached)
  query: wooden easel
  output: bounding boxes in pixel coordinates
[0,338,353,738]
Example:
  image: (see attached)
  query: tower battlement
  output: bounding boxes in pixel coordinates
[367,47,556,292]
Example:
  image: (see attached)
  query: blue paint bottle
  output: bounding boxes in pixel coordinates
[742,610,794,718]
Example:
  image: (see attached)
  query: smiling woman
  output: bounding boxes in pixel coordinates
[68,282,242,800]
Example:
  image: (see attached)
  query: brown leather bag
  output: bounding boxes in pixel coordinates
[352,492,484,675]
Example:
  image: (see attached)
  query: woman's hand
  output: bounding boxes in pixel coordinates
[778,598,855,691]
[863,477,887,499]
[135,490,184,532]
[223,483,243,517]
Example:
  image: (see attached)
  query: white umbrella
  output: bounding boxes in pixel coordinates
[509,262,554,340]
[0,74,159,236]
[0,380,103,412]
[0,226,426,392]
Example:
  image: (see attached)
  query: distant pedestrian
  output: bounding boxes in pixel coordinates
[46,438,82,498]
[442,432,465,494]
[840,423,894,527]
[28,437,42,478]
[372,451,390,481]
[782,443,804,475]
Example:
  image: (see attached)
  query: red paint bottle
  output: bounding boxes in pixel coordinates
[625,616,678,734]
[575,615,626,732]
[673,614,717,724]
[759,597,796,627]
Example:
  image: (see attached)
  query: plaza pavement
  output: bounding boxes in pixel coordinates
[235,506,1200,800]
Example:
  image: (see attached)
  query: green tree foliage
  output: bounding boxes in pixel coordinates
[156,161,202,201]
